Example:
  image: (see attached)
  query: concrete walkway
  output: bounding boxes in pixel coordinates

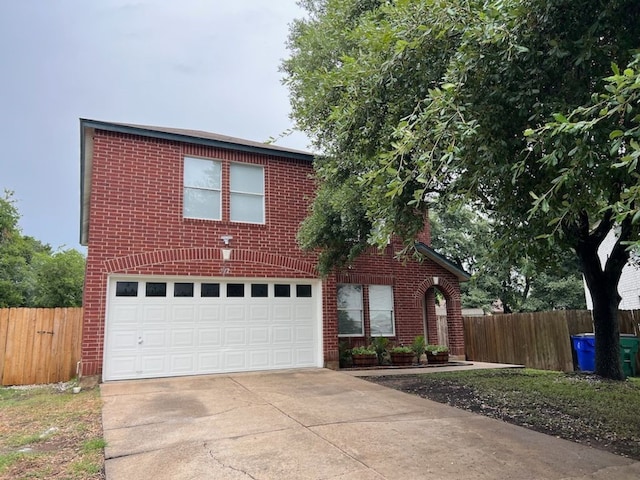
[101,368,640,479]
[345,360,524,376]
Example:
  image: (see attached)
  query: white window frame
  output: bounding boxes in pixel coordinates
[183,156,222,220]
[230,162,265,224]
[368,285,395,337]
[337,284,364,336]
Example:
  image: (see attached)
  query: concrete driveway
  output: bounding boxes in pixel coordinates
[101,368,640,479]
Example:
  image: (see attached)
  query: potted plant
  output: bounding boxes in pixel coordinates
[412,335,427,364]
[339,341,353,368]
[426,344,449,364]
[351,346,378,367]
[390,345,415,366]
[371,336,390,365]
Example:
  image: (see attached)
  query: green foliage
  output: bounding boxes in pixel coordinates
[425,344,449,354]
[0,452,29,474]
[411,335,426,357]
[390,345,413,354]
[284,0,637,378]
[351,345,376,355]
[370,336,390,363]
[525,54,640,236]
[0,191,85,307]
[431,204,586,312]
[297,176,372,274]
[33,249,85,307]
[81,438,106,453]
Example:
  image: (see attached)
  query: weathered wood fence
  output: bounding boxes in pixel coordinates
[0,308,83,386]
[463,309,640,372]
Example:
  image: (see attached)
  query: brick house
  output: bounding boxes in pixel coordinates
[79,119,469,382]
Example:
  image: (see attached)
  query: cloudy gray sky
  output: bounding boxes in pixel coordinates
[0,0,309,252]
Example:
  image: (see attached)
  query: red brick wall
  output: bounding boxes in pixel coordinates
[81,129,463,377]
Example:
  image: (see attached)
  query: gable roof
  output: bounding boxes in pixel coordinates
[79,119,314,245]
[416,242,471,282]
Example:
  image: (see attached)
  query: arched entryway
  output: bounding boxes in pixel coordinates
[416,276,465,358]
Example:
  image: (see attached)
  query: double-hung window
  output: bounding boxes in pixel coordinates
[337,284,363,336]
[369,285,395,336]
[183,157,221,220]
[230,163,264,223]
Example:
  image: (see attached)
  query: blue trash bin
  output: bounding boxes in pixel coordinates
[571,334,596,372]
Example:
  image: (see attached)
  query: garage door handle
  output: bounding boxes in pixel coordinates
[138,337,143,345]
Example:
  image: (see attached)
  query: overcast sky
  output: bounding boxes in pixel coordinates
[0,1,310,252]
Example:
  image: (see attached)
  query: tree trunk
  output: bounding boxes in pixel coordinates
[583,268,623,380]
[575,214,630,381]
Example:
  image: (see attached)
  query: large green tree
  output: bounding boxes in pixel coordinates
[430,205,586,313]
[283,0,639,379]
[0,191,85,307]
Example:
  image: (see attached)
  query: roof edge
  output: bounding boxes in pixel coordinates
[79,119,314,162]
[415,242,471,282]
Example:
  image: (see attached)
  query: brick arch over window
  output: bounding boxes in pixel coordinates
[103,247,317,276]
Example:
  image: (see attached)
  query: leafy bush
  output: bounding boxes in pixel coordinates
[391,345,413,354]
[351,346,376,355]
[426,344,449,354]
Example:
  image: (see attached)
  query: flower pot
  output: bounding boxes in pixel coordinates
[390,352,415,366]
[352,353,378,367]
[426,352,449,364]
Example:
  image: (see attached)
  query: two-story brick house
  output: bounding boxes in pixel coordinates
[79,119,469,382]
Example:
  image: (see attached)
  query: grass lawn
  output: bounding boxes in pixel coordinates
[0,384,104,479]
[367,368,640,459]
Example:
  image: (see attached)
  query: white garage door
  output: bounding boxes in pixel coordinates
[103,277,321,381]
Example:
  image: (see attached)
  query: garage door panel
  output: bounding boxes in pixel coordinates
[105,278,320,380]
[109,356,138,378]
[110,330,138,350]
[294,304,313,319]
[249,350,270,368]
[295,326,314,342]
[273,327,292,343]
[249,304,269,321]
[140,355,166,375]
[170,354,195,373]
[296,348,315,365]
[273,350,292,366]
[171,329,195,347]
[199,305,220,322]
[198,352,220,371]
[249,327,269,344]
[143,306,167,323]
[223,351,246,370]
[198,329,221,346]
[273,304,292,320]
[224,328,246,345]
[142,330,167,348]
[110,305,138,324]
[224,305,246,322]
[173,306,196,323]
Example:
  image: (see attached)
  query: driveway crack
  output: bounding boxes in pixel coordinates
[206,442,258,479]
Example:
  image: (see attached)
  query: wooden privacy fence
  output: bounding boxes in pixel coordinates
[463,309,640,372]
[0,308,83,386]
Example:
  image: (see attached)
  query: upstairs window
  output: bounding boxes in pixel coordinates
[183,157,221,220]
[230,163,264,223]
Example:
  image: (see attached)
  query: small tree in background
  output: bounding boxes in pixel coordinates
[0,190,85,307]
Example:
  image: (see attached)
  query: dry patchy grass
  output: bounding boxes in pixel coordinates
[0,384,104,479]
